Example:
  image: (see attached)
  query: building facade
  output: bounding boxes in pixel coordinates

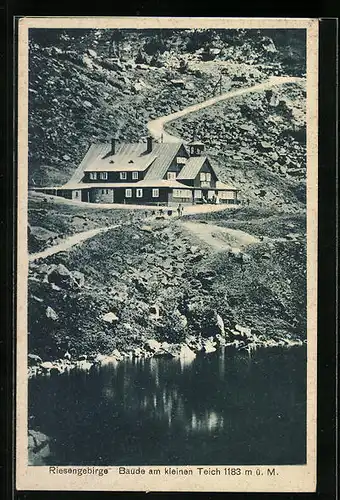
[38,138,240,206]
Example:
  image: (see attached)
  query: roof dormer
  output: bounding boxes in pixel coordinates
[188,140,205,157]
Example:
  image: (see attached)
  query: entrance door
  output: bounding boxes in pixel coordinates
[81,190,88,202]
[202,189,208,203]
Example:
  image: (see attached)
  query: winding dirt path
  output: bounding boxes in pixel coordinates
[181,221,260,252]
[29,225,120,262]
[147,76,304,142]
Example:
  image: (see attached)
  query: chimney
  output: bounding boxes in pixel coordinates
[110,137,116,156]
[146,136,153,154]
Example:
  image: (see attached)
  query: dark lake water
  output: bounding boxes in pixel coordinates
[29,347,306,466]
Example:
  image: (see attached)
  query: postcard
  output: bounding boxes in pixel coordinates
[16,16,318,492]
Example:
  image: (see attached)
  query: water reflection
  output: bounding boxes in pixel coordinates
[29,347,306,466]
[189,411,224,433]
[99,355,225,432]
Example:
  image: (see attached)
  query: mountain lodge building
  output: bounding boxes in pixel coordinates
[37,137,240,206]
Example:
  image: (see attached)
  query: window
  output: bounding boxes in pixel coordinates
[89,172,97,180]
[132,171,139,180]
[75,191,79,198]
[219,190,234,200]
[167,172,176,180]
[176,157,187,165]
[125,188,132,198]
[136,188,143,198]
[200,172,211,182]
[106,189,109,194]
[173,189,191,198]
[152,188,159,198]
[102,189,105,194]
[100,172,108,180]
[120,172,127,180]
[194,189,202,199]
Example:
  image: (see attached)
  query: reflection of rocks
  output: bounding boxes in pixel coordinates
[188,411,224,433]
[28,429,51,465]
[28,353,42,366]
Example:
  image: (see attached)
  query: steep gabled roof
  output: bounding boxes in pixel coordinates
[65,143,110,185]
[143,142,184,180]
[66,141,184,184]
[177,155,221,181]
[177,156,207,180]
[83,153,157,172]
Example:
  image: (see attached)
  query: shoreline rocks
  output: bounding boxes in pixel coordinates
[28,334,305,379]
[28,429,51,465]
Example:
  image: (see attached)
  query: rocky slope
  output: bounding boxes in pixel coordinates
[28,28,306,188]
[28,201,306,373]
[166,81,306,210]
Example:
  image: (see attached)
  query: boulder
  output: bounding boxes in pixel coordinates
[72,271,85,288]
[180,314,188,328]
[133,347,144,358]
[259,141,273,151]
[215,333,227,346]
[47,264,73,289]
[76,360,93,371]
[157,342,195,360]
[270,94,280,107]
[203,338,217,354]
[239,124,253,132]
[215,313,225,336]
[133,82,144,92]
[46,306,58,321]
[235,324,252,337]
[179,344,196,360]
[40,361,54,372]
[141,225,153,233]
[96,354,118,366]
[82,55,93,69]
[102,312,119,323]
[262,38,277,53]
[111,348,124,361]
[28,429,50,465]
[87,49,97,58]
[145,339,161,352]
